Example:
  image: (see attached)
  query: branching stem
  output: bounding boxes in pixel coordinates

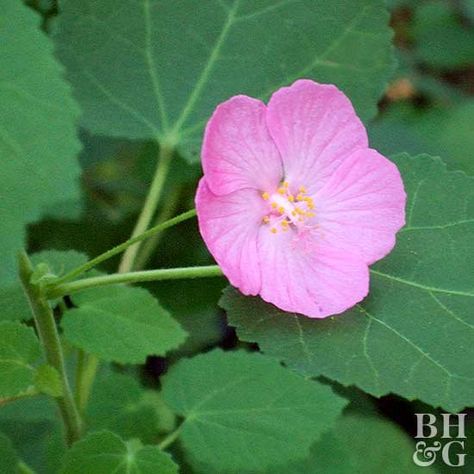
[51,209,196,287]
[19,252,82,446]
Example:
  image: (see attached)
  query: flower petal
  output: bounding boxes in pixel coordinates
[202,95,283,195]
[266,79,368,193]
[257,228,369,318]
[315,149,406,264]
[195,178,265,294]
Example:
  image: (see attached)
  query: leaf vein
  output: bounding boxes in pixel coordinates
[370,269,474,298]
[143,0,169,130]
[171,0,240,134]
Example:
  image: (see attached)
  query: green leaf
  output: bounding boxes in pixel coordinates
[0,396,56,423]
[86,372,175,443]
[370,102,474,176]
[34,365,63,397]
[62,286,187,363]
[273,431,352,474]
[221,154,474,412]
[0,417,65,474]
[0,384,65,472]
[412,1,474,69]
[162,349,347,472]
[54,0,394,161]
[0,285,31,322]
[331,414,437,474]
[0,0,81,284]
[274,414,437,473]
[60,431,178,474]
[153,278,226,357]
[0,321,41,398]
[0,432,18,474]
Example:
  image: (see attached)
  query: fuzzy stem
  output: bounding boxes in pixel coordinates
[19,252,82,446]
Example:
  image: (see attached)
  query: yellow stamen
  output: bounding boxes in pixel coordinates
[271,202,277,209]
[288,195,294,202]
[271,227,277,234]
[262,192,269,200]
[278,206,285,214]
[278,187,285,195]
[296,194,304,201]
[262,216,270,224]
[299,185,307,193]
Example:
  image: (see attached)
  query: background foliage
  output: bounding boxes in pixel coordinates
[0,0,473,472]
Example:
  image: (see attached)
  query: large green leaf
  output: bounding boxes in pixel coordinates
[0,322,41,398]
[161,349,347,472]
[369,102,474,176]
[221,154,474,412]
[60,431,178,474]
[62,286,187,363]
[86,372,175,443]
[0,0,81,284]
[54,0,394,161]
[274,414,436,473]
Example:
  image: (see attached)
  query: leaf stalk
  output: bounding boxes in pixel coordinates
[47,265,223,299]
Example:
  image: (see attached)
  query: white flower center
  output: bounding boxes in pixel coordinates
[261,182,316,234]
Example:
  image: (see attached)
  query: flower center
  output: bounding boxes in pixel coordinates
[261,181,316,234]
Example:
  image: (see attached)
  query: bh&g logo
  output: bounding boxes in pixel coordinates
[413,413,467,467]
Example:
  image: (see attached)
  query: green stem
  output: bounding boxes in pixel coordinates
[19,252,82,446]
[54,147,176,421]
[18,461,36,474]
[119,146,173,273]
[134,185,182,271]
[158,423,184,450]
[0,389,39,407]
[75,350,99,415]
[51,209,196,286]
[47,266,223,299]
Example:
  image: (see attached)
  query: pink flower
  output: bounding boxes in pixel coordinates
[195,80,406,318]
